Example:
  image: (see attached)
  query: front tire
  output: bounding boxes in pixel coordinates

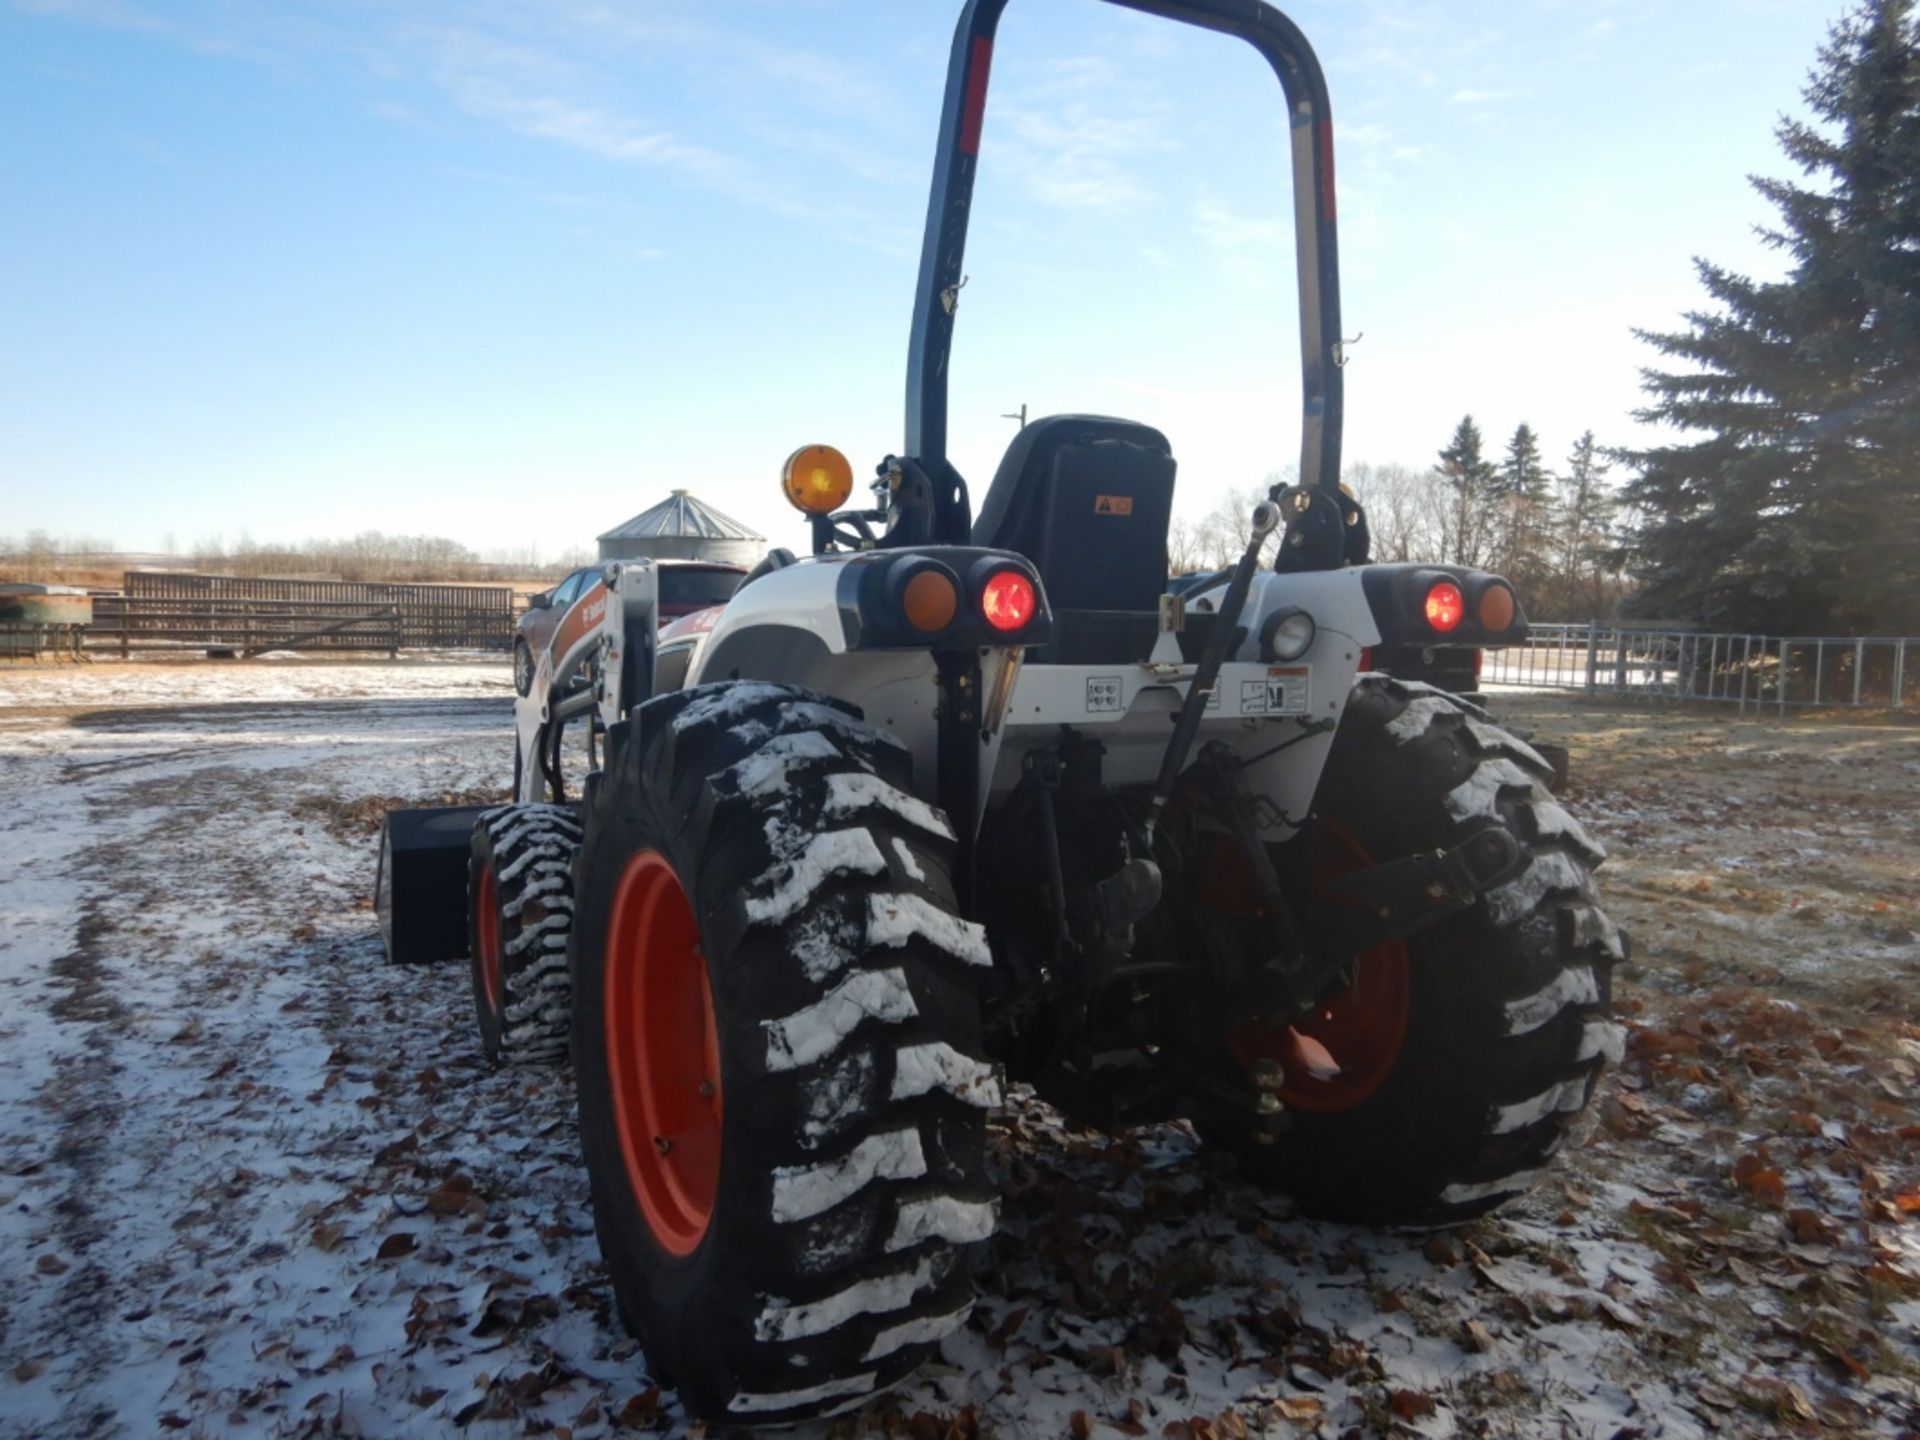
[1209,677,1624,1226]
[513,637,536,698]
[468,804,580,1064]
[570,683,999,1424]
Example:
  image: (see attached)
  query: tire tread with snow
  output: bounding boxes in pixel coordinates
[570,682,997,1424]
[468,803,580,1064]
[1216,675,1624,1226]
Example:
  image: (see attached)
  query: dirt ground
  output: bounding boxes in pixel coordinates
[0,666,1915,1439]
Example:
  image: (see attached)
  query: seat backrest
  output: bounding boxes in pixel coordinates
[971,415,1176,615]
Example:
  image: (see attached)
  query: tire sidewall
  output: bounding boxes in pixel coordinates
[568,736,765,1411]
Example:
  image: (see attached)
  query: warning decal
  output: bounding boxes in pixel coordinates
[1240,666,1310,716]
[1093,495,1134,516]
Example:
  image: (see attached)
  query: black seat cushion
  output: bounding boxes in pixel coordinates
[972,416,1176,662]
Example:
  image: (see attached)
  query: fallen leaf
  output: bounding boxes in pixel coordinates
[376,1231,416,1260]
[1785,1208,1834,1244]
[1783,1383,1817,1421]
[1461,1319,1495,1353]
[1596,1295,1644,1330]
[311,1221,345,1253]
[1389,1389,1436,1421]
[426,1183,478,1217]
[11,1361,45,1384]
[1732,1151,1787,1206]
[612,1387,662,1430]
[1069,1411,1093,1440]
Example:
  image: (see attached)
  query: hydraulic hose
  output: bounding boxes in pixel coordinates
[1142,493,1283,840]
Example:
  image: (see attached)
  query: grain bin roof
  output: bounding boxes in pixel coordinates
[597,490,764,544]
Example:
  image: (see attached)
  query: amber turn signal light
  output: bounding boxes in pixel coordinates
[1424,580,1465,632]
[902,569,959,632]
[1477,582,1516,634]
[782,444,855,515]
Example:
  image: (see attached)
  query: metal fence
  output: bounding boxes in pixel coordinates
[1483,624,1914,713]
[89,596,406,657]
[86,572,516,655]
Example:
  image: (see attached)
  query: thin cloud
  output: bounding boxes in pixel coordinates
[1194,200,1285,251]
[13,0,164,33]
[988,97,1173,212]
[116,130,180,168]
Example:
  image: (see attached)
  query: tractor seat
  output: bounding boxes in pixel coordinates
[971,414,1176,664]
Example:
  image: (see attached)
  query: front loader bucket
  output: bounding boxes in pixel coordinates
[375,805,493,964]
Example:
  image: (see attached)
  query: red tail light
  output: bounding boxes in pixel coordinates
[980,570,1036,632]
[1424,581,1464,633]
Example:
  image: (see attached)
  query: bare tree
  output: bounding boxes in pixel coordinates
[1344,461,1447,562]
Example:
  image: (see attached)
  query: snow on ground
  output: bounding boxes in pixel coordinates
[0,666,1915,1438]
[0,656,510,712]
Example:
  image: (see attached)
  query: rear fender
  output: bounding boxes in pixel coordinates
[687,551,1047,809]
[688,546,1050,687]
[686,555,856,686]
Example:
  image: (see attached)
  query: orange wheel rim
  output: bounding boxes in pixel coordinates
[476,866,503,1013]
[605,850,723,1256]
[1225,819,1412,1113]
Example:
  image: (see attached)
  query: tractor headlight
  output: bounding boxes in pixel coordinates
[1259,606,1316,662]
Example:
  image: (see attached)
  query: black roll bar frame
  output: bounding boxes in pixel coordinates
[904,0,1345,544]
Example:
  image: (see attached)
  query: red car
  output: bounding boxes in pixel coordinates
[513,559,747,697]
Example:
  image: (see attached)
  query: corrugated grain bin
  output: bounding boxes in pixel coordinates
[596,490,765,567]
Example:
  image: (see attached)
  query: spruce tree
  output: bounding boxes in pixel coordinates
[1617,0,1920,633]
[1497,424,1548,502]
[1556,431,1617,619]
[1496,423,1553,585]
[1438,415,1497,568]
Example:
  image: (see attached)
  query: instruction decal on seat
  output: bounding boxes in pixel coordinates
[1093,495,1134,516]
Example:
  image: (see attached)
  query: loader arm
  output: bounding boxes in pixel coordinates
[905,0,1344,542]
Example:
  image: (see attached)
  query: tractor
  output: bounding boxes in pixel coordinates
[379,0,1623,1423]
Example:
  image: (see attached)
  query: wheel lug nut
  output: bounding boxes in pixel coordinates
[654,1136,673,1154]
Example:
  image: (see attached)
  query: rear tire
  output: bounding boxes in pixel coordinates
[513,637,536,698]
[570,683,998,1424]
[1208,677,1624,1226]
[468,804,580,1064]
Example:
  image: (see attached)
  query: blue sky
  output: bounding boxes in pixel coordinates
[1,0,1845,558]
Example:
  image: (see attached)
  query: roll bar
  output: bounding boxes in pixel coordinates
[905,0,1344,543]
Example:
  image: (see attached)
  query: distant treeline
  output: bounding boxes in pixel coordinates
[1169,431,1632,625]
[0,530,596,586]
